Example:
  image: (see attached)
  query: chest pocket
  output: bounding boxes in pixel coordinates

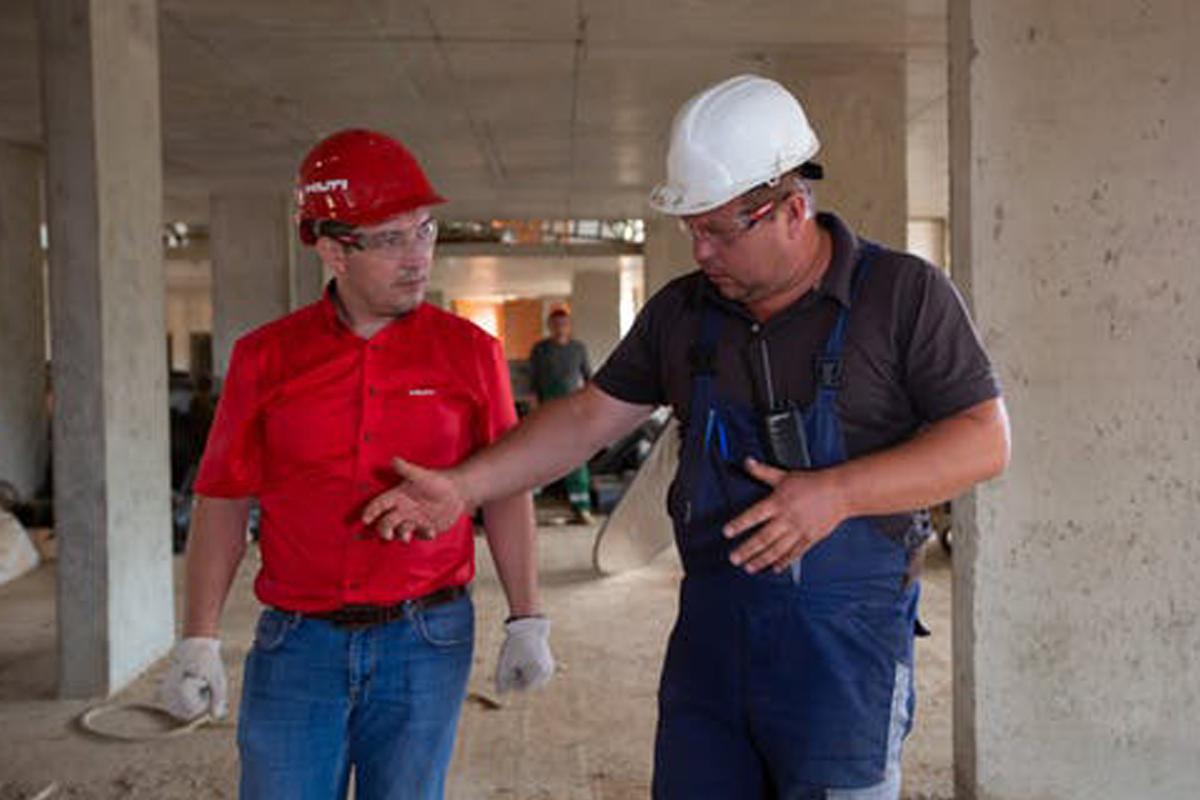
[265,369,359,468]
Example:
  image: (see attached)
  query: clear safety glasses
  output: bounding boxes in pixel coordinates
[677,195,787,248]
[318,218,439,253]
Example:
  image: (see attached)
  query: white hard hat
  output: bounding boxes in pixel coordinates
[649,74,821,216]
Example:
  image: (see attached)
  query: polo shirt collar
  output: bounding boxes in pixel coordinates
[814,211,861,310]
[691,211,863,317]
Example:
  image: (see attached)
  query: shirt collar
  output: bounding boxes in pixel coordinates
[690,211,862,317]
[320,279,429,339]
[319,279,346,334]
[814,211,860,310]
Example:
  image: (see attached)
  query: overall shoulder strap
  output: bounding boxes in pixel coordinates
[815,241,878,391]
[683,300,724,440]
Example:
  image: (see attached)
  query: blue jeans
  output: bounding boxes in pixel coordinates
[237,595,474,800]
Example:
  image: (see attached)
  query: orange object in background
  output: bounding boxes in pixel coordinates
[449,297,556,362]
[501,298,546,360]
[450,298,501,338]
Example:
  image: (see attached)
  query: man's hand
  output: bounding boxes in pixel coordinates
[362,458,468,542]
[159,637,228,721]
[495,617,555,693]
[722,458,849,574]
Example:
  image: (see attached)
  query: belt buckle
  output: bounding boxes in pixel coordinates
[332,609,372,630]
[338,618,375,631]
[324,588,464,629]
[331,604,394,630]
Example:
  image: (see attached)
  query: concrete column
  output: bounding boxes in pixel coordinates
[0,143,47,499]
[570,270,621,367]
[38,0,173,696]
[618,255,645,336]
[210,192,290,375]
[950,2,1200,797]
[773,54,907,249]
[642,217,694,299]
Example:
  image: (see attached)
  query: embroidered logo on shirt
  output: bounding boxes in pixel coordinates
[408,388,437,396]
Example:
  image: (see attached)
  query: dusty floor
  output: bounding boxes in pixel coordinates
[0,520,953,799]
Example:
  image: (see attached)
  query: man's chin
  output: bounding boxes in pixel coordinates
[379,290,425,317]
[709,279,747,302]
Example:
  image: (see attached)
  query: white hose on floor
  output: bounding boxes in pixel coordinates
[77,702,214,742]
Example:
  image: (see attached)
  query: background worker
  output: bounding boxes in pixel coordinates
[160,129,554,800]
[528,308,594,523]
[363,75,1010,799]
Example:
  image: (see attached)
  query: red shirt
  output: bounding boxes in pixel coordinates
[194,291,517,611]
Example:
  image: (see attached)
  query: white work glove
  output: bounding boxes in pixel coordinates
[160,637,228,721]
[495,617,555,693]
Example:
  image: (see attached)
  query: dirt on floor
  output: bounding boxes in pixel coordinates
[0,520,953,799]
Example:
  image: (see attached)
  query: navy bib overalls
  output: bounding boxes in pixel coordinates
[653,245,919,798]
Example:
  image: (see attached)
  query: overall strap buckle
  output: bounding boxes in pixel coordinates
[814,356,844,389]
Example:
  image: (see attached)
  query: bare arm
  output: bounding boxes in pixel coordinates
[183,496,251,637]
[480,492,540,618]
[457,384,653,508]
[363,385,653,539]
[725,397,1010,572]
[831,396,1010,518]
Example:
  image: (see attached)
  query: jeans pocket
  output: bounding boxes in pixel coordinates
[252,609,300,653]
[413,596,474,648]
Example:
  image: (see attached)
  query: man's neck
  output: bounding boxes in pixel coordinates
[746,225,832,322]
[333,287,398,340]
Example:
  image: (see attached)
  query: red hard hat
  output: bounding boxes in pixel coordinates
[295,129,446,245]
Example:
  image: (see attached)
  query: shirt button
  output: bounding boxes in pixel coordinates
[751,323,761,333]
[363,433,371,442]
[368,387,377,397]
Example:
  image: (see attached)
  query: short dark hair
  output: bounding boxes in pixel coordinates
[548,308,570,320]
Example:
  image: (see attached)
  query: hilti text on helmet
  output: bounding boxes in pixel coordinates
[304,178,349,195]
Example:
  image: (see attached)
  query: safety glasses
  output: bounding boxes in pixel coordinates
[326,218,439,253]
[677,196,785,248]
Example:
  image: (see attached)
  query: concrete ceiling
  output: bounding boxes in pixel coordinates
[0,0,948,222]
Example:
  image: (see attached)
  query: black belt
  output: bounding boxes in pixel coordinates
[284,585,468,629]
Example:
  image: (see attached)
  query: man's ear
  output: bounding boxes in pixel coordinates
[315,237,349,277]
[782,192,809,237]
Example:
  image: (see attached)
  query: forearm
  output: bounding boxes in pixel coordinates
[455,385,651,508]
[481,492,540,618]
[829,397,1011,518]
[183,496,251,638]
